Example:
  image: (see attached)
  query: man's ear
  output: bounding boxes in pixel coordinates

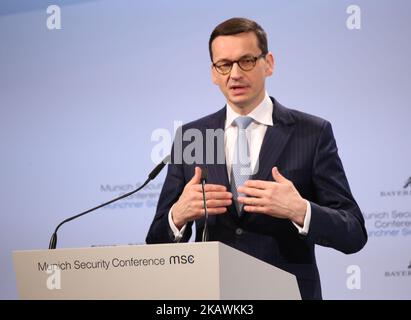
[264,52,275,76]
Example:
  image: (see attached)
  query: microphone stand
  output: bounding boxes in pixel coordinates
[201,167,208,242]
[49,155,170,249]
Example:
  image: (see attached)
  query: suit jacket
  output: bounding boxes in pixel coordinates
[146,97,367,300]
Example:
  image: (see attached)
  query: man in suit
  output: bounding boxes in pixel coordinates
[146,17,367,300]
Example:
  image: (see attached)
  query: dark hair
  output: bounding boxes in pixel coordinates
[209,17,268,61]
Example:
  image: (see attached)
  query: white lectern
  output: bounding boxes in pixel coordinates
[13,241,301,299]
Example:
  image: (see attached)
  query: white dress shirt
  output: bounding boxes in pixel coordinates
[169,92,311,241]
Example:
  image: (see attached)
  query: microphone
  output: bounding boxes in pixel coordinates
[48,155,170,249]
[200,167,209,242]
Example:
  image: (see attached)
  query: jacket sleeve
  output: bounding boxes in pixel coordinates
[146,142,193,244]
[305,121,368,253]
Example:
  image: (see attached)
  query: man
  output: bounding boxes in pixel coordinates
[146,17,367,300]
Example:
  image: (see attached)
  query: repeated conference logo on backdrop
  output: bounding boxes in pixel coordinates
[363,177,411,239]
[384,258,411,278]
[380,176,411,197]
[99,182,163,211]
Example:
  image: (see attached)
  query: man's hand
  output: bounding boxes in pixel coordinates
[237,167,307,226]
[172,167,232,229]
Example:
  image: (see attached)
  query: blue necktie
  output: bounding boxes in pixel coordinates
[230,116,253,215]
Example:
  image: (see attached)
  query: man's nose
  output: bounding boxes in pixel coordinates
[230,62,243,79]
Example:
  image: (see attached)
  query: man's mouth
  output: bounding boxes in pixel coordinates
[229,85,249,94]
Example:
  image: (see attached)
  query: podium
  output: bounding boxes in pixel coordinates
[13,241,301,299]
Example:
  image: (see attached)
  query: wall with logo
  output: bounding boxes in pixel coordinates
[1,0,410,299]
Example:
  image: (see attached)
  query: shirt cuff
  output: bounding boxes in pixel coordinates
[292,200,311,235]
[168,206,186,242]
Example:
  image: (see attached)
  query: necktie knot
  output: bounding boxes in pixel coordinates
[234,116,253,130]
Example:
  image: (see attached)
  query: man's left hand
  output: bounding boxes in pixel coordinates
[237,167,307,226]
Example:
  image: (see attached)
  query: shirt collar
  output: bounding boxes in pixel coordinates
[225,92,273,129]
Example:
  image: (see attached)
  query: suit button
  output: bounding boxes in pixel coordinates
[235,228,243,236]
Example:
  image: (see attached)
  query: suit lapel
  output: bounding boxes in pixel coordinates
[252,97,296,182]
[252,122,295,182]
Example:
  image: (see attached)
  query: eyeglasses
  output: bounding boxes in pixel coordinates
[213,53,267,75]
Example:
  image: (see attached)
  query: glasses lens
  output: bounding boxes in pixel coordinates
[238,57,256,71]
[215,61,232,74]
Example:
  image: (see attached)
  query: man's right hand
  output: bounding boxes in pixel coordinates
[172,166,232,229]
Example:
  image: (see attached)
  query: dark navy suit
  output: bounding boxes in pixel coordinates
[146,97,367,300]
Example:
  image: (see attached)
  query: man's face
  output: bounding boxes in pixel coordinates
[211,32,274,113]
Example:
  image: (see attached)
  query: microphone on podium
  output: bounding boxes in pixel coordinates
[48,155,170,249]
[200,167,209,242]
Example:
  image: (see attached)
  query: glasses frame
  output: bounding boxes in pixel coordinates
[212,53,267,75]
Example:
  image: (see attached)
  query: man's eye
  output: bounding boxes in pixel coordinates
[219,62,231,68]
[241,58,254,64]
